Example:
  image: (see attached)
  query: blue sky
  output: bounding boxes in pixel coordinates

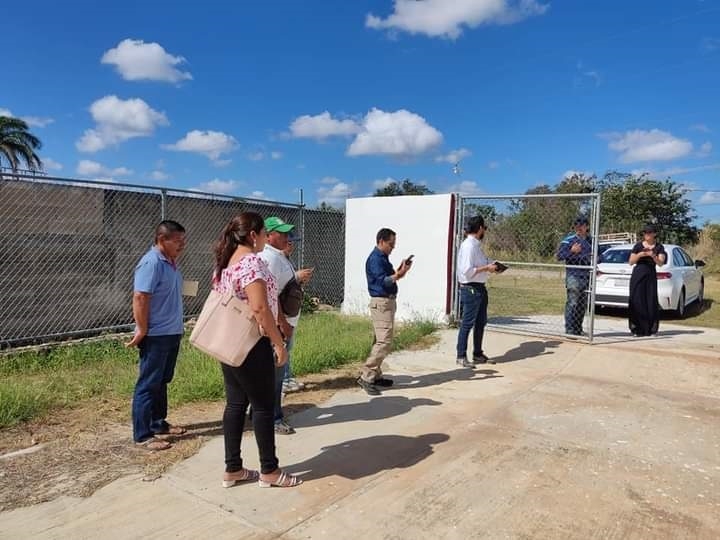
[2,0,719,222]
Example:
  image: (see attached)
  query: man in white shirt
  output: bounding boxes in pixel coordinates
[455,215,498,367]
[259,216,303,435]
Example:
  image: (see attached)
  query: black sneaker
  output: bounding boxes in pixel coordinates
[456,358,475,368]
[357,377,381,395]
[374,377,394,387]
[473,353,495,365]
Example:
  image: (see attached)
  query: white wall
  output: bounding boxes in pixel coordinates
[342,194,455,323]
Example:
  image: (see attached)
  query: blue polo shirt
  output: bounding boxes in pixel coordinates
[557,233,593,281]
[366,247,398,298]
[134,246,184,336]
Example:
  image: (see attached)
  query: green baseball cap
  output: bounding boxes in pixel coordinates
[264,216,295,233]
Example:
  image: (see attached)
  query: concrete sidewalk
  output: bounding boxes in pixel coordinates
[1,328,719,539]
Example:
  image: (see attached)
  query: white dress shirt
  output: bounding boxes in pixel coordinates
[456,235,492,284]
[259,244,301,327]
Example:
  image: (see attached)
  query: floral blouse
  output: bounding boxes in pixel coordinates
[213,253,279,322]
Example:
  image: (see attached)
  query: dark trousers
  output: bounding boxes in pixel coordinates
[221,337,279,474]
[456,284,488,359]
[565,275,589,335]
[132,334,182,443]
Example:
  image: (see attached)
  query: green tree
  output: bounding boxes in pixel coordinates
[598,171,698,245]
[316,201,343,212]
[0,116,43,172]
[374,178,434,197]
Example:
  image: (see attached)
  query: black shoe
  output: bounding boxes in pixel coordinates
[472,353,488,365]
[357,377,381,395]
[456,358,475,368]
[374,377,394,387]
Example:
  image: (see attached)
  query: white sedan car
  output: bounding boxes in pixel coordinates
[594,244,706,318]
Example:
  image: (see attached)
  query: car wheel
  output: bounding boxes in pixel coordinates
[674,288,686,318]
[697,280,704,305]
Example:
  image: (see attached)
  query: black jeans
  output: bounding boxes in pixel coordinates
[221,337,279,474]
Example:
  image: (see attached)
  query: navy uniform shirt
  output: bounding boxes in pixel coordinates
[365,247,398,298]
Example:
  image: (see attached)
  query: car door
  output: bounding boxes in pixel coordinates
[679,248,700,301]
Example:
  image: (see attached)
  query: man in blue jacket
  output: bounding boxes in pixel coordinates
[557,216,593,336]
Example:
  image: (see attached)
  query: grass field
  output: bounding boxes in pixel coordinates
[486,272,720,329]
[0,312,435,429]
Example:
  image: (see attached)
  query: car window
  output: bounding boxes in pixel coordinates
[679,249,694,267]
[600,249,630,264]
[672,248,684,267]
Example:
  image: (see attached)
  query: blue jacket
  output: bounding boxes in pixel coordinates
[366,247,398,297]
[557,233,593,280]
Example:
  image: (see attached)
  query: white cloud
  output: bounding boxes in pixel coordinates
[449,180,485,195]
[435,148,471,163]
[0,108,54,127]
[76,95,168,152]
[318,181,353,205]
[162,130,238,163]
[347,108,443,157]
[194,178,241,194]
[366,0,549,39]
[651,163,720,177]
[101,39,192,83]
[690,123,711,133]
[319,176,342,185]
[76,159,132,178]
[698,141,712,157]
[289,111,361,140]
[698,191,720,205]
[488,161,500,169]
[249,190,268,200]
[271,151,283,160]
[150,170,169,181]
[42,158,63,171]
[603,129,693,163]
[247,151,265,161]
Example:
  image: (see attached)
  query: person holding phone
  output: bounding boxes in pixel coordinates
[357,228,412,395]
[455,215,498,367]
[557,216,593,337]
[628,224,666,336]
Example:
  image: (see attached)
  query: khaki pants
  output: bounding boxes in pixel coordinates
[361,297,396,383]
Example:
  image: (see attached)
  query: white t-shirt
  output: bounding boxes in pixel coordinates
[259,244,301,327]
[456,235,493,284]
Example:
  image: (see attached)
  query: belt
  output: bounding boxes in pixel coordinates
[459,282,486,288]
[371,294,397,299]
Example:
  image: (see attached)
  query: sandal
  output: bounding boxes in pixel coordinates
[258,470,303,488]
[222,468,260,488]
[154,424,187,436]
[135,437,172,451]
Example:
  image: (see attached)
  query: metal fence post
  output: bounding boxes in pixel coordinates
[160,189,167,220]
[587,193,602,344]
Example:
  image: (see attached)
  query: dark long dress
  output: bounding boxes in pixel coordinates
[628,242,666,336]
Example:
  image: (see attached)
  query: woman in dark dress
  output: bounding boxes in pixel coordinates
[628,224,667,336]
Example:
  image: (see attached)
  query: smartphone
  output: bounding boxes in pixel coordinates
[406,255,415,264]
[494,261,508,273]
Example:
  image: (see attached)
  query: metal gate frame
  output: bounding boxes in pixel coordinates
[451,192,602,344]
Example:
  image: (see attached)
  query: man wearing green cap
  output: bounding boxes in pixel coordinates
[259,216,301,435]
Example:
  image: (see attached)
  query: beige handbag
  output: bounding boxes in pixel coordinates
[189,288,262,367]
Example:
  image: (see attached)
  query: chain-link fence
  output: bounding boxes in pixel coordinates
[0,173,344,348]
[453,192,601,342]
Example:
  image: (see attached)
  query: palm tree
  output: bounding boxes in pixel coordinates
[0,115,43,172]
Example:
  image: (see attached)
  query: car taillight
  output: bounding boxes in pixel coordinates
[657,272,672,279]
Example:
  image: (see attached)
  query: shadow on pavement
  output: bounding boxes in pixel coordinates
[290,396,442,428]
[495,340,562,363]
[286,433,450,481]
[390,368,502,390]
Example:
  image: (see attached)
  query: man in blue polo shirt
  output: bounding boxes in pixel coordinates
[128,220,187,450]
[357,228,411,396]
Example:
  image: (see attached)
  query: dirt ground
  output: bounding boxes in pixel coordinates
[0,365,361,512]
